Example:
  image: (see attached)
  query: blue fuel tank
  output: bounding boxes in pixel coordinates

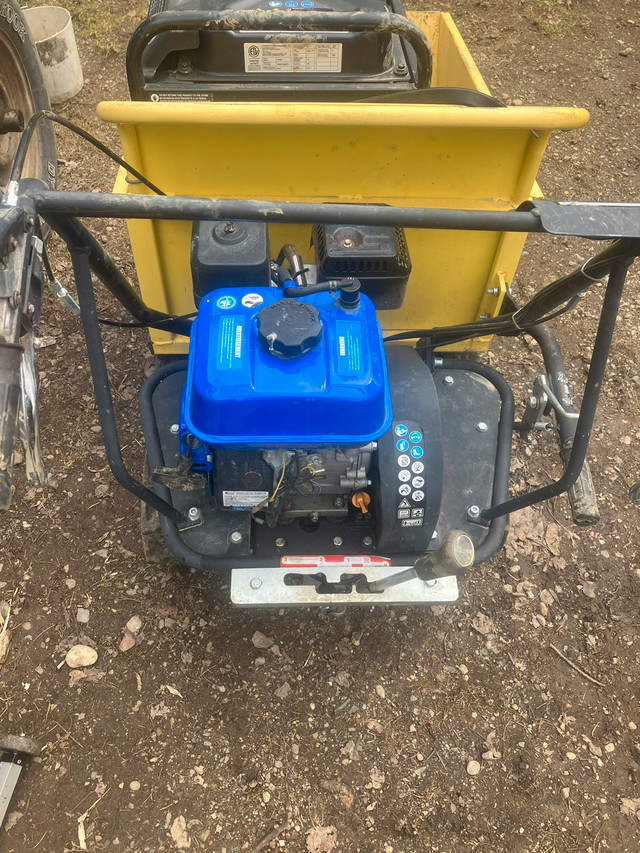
[182,286,392,447]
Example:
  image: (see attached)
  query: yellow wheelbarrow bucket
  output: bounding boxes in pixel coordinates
[98,11,587,355]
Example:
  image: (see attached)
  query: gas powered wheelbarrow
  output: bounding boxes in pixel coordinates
[1,2,639,607]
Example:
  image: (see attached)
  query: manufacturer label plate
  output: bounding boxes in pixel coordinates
[244,43,342,73]
[223,490,269,507]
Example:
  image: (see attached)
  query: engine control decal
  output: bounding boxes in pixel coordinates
[223,490,269,508]
[241,292,264,308]
[393,420,426,525]
[216,316,244,371]
[335,322,364,377]
[244,43,343,74]
[216,295,237,310]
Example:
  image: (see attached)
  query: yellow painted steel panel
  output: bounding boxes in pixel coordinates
[100,12,589,354]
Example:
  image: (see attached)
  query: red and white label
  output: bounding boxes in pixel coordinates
[281,555,391,570]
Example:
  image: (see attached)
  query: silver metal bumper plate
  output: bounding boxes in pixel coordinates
[230,565,459,606]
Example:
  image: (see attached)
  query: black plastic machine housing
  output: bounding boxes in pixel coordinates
[136,0,419,101]
[314,223,411,309]
[191,219,271,301]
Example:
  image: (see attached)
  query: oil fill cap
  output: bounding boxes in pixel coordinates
[257,298,322,359]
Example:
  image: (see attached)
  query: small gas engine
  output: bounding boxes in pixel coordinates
[164,219,443,561]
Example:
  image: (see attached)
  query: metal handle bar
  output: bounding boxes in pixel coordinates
[0,343,22,510]
[126,10,433,97]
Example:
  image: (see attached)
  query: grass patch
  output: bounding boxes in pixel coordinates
[526,0,578,37]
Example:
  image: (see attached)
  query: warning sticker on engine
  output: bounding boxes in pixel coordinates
[335,322,363,377]
[216,315,244,371]
[223,490,269,507]
[244,43,342,73]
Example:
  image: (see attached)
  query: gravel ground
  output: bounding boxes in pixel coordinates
[1,1,640,851]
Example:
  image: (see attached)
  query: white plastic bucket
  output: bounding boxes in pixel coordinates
[23,6,83,104]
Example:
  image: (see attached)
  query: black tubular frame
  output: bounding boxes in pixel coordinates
[44,213,192,336]
[526,321,599,524]
[480,260,630,521]
[8,188,639,545]
[33,189,543,231]
[70,246,188,527]
[126,10,434,97]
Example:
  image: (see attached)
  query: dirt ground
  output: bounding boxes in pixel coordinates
[1,0,640,850]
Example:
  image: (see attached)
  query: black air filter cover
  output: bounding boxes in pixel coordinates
[191,219,271,302]
[313,223,411,310]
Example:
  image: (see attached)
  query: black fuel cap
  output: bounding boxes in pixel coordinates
[257,299,322,359]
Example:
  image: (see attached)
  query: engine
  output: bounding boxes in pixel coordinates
[180,281,389,521]
[164,224,443,561]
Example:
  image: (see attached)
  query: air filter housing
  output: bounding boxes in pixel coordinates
[313,223,411,310]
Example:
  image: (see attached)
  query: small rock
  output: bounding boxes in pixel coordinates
[68,669,87,688]
[619,47,634,56]
[262,791,271,803]
[119,629,136,652]
[471,612,495,635]
[126,615,142,634]
[65,644,98,669]
[129,781,140,791]
[65,578,76,589]
[170,816,191,849]
[566,751,577,760]
[562,787,570,800]
[375,684,386,699]
[275,682,291,699]
[581,581,597,599]
[540,589,555,607]
[466,760,481,776]
[340,739,363,762]
[252,630,273,649]
[3,811,22,831]
[76,607,90,624]
[588,742,603,757]
[605,742,615,753]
